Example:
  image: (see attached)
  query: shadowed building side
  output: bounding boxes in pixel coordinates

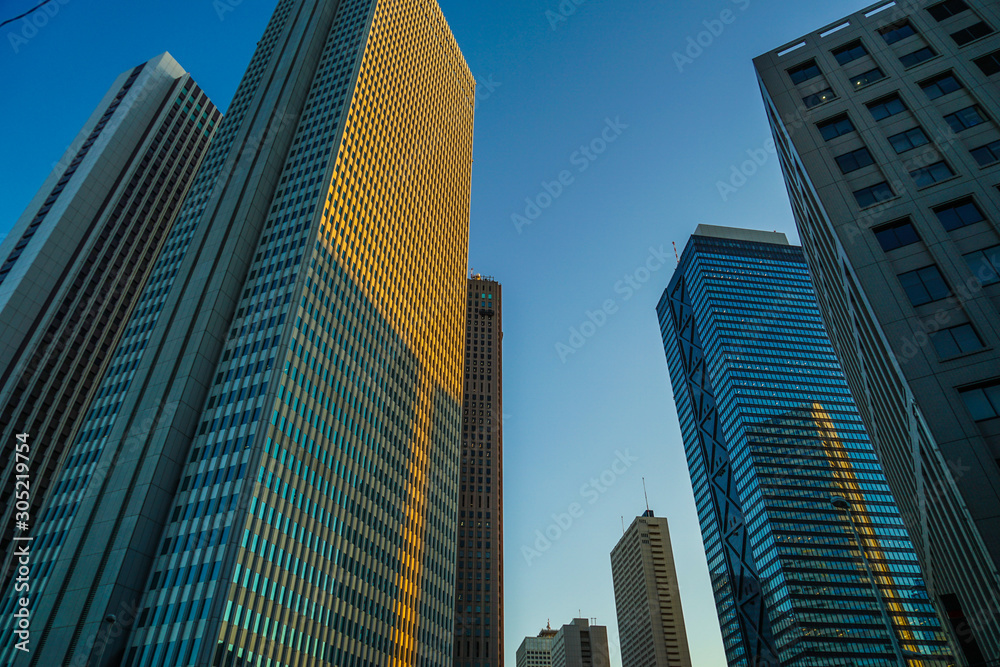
[0,52,219,592]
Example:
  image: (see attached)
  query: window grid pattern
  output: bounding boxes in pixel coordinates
[658,236,951,666]
[124,0,474,664]
[0,73,220,589]
[0,3,299,663]
[455,278,503,667]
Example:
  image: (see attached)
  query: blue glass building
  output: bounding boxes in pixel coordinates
[657,225,952,666]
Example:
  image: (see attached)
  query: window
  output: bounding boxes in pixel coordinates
[899,265,951,305]
[874,218,920,251]
[835,147,875,173]
[868,96,906,121]
[852,68,885,88]
[945,106,987,132]
[934,197,985,230]
[963,245,1000,284]
[920,72,963,99]
[971,140,1000,166]
[974,51,1000,76]
[818,114,854,140]
[854,182,894,208]
[951,21,994,46]
[880,21,917,44]
[931,324,984,358]
[788,60,821,84]
[900,47,937,67]
[889,127,930,153]
[910,161,954,187]
[803,88,836,108]
[927,0,969,21]
[960,383,1000,421]
[833,40,868,65]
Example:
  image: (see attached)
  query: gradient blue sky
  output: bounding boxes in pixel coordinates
[0,0,880,664]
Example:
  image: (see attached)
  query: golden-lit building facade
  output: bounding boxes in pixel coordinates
[3,0,473,665]
[187,0,473,664]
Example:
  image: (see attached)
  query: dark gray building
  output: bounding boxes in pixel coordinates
[755,1,1000,662]
[0,52,218,588]
[456,274,504,667]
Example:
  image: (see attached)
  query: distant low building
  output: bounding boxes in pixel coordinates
[551,618,611,667]
[517,624,559,667]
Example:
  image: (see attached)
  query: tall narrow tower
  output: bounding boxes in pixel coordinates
[0,52,219,587]
[0,0,474,665]
[611,511,692,667]
[657,225,952,666]
[455,274,504,667]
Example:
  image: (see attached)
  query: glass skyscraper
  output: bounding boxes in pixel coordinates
[657,225,951,666]
[0,0,474,665]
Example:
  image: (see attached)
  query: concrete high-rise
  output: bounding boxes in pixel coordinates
[455,274,504,666]
[754,1,1000,662]
[657,225,952,666]
[550,619,611,667]
[516,624,558,667]
[0,0,474,665]
[611,511,692,667]
[0,52,218,585]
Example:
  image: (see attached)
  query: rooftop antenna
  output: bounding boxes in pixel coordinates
[672,242,680,263]
[621,515,625,534]
[643,477,650,513]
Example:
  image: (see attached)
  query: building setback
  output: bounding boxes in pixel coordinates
[550,618,611,667]
[516,625,558,667]
[0,0,474,665]
[611,511,692,667]
[657,225,952,666]
[455,274,504,666]
[754,1,1000,662]
[0,52,219,586]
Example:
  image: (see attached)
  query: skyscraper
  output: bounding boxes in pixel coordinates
[550,618,611,667]
[0,0,474,665]
[754,1,1000,661]
[0,52,218,586]
[610,510,692,667]
[455,273,504,666]
[657,225,952,666]
[516,625,558,667]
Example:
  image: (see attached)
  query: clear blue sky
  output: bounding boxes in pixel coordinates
[0,0,877,664]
